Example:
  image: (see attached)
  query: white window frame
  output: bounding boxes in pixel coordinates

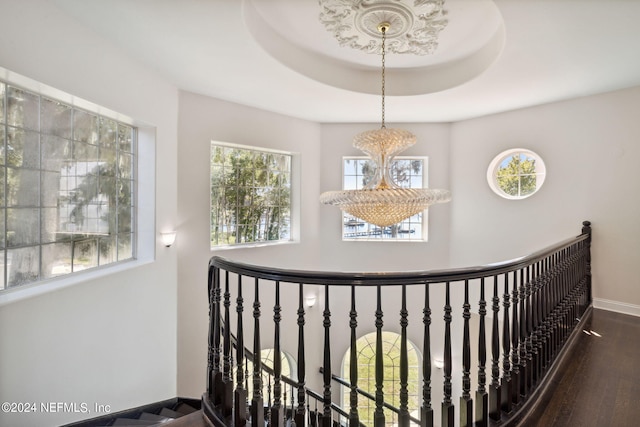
[341,156,430,242]
[210,141,296,249]
[341,331,421,426]
[0,67,155,306]
[487,148,546,200]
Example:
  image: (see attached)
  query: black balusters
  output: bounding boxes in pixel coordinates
[519,268,528,398]
[545,255,554,363]
[267,375,272,418]
[554,252,563,353]
[566,248,573,340]
[510,270,520,405]
[321,284,332,427]
[460,280,472,427]
[525,265,535,391]
[442,282,454,427]
[222,271,233,416]
[283,387,288,426]
[245,358,249,398]
[203,222,593,427]
[399,285,410,427]
[580,222,592,313]
[475,278,488,427]
[296,283,306,427]
[501,273,512,413]
[573,243,583,321]
[568,246,577,324]
[207,267,214,398]
[422,283,433,427]
[311,399,318,427]
[289,383,296,427]
[542,257,552,367]
[583,221,592,304]
[209,266,222,404]
[564,249,570,339]
[489,275,501,421]
[349,285,359,427]
[251,278,264,427]
[234,276,247,426]
[533,261,544,381]
[374,285,385,427]
[549,254,560,356]
[272,281,284,427]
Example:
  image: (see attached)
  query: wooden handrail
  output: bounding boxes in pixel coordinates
[209,228,590,286]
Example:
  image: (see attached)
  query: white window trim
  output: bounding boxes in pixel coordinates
[210,140,300,250]
[486,147,546,200]
[340,331,421,424]
[0,67,156,306]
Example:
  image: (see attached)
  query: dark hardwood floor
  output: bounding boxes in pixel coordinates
[519,308,640,427]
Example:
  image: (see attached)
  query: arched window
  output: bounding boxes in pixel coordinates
[342,332,420,426]
[242,348,294,404]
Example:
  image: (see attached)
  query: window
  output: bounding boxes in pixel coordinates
[0,81,136,292]
[342,157,427,241]
[238,348,295,402]
[210,142,292,247]
[487,148,546,199]
[342,332,420,426]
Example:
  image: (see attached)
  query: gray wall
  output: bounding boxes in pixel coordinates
[449,87,640,310]
[176,91,322,397]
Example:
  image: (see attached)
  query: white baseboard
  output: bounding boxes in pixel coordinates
[593,298,640,317]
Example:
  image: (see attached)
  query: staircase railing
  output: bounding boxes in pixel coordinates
[203,221,593,427]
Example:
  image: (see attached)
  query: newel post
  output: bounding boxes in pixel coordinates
[582,221,592,305]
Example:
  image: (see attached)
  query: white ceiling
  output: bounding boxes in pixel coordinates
[53,0,640,123]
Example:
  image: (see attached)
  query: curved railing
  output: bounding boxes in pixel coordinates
[203,221,592,427]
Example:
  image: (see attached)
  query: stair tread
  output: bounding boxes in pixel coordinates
[159,408,183,418]
[111,425,162,427]
[160,411,206,427]
[139,412,174,422]
[173,403,198,415]
[111,425,163,427]
[112,418,160,426]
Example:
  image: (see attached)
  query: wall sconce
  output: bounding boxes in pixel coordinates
[305,293,318,308]
[434,358,445,369]
[160,231,177,247]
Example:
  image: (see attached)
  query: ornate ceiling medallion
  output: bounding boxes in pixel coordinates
[319,0,449,55]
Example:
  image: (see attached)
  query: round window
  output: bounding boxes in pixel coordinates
[487,148,546,199]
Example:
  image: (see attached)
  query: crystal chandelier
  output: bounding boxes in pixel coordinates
[319,22,451,228]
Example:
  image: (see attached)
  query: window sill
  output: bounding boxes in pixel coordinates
[211,239,299,251]
[0,258,152,307]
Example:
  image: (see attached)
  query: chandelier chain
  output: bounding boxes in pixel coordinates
[381,25,386,129]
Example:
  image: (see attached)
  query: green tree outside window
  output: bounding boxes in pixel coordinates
[0,82,135,291]
[496,153,537,197]
[211,144,291,247]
